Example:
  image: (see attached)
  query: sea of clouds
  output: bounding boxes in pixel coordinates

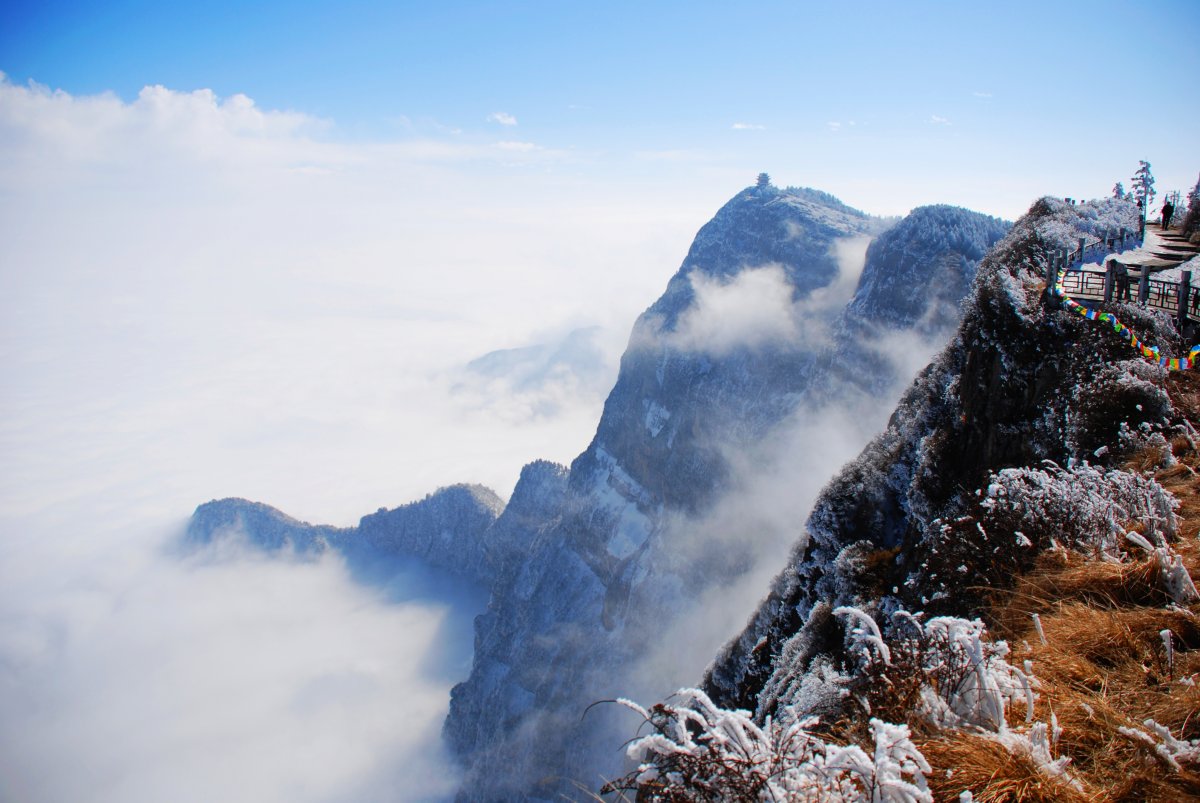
[0,76,707,802]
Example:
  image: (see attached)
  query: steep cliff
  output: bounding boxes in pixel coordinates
[182,182,1016,800]
[445,187,1009,799]
[703,196,1160,718]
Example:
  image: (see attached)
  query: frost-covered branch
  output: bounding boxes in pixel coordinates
[607,690,932,802]
[1118,719,1200,772]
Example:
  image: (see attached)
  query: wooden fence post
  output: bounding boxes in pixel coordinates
[1104,261,1116,302]
[1078,237,1086,263]
[1044,253,1058,296]
[1179,271,1192,333]
[1138,269,1150,304]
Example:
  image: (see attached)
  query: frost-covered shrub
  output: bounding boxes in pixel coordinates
[833,608,1088,791]
[1181,174,1200,238]
[980,462,1178,553]
[1066,359,1172,458]
[1028,197,1140,253]
[835,608,1034,735]
[604,688,932,802]
[914,462,1179,606]
[1123,530,1200,605]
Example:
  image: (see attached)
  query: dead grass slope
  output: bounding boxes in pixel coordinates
[918,371,1200,802]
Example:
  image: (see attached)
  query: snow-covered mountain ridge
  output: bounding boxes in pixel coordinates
[440,185,1015,800]
[188,484,504,584]
[184,181,1013,800]
[608,195,1200,801]
[704,195,1158,712]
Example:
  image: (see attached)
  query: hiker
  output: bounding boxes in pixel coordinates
[1115,261,1132,301]
[1162,199,1175,230]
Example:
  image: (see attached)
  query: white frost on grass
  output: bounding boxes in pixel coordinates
[1118,719,1200,772]
[617,688,932,803]
[835,606,892,666]
[981,462,1179,554]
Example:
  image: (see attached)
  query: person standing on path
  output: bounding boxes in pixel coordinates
[1162,199,1175,230]
[1116,261,1132,301]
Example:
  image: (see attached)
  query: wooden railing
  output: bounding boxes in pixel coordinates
[1042,226,1199,331]
[1057,265,1198,328]
[1059,229,1138,267]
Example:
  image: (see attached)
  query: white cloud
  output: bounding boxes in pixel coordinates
[930,114,951,125]
[0,76,709,802]
[973,91,993,98]
[633,148,712,163]
[668,236,870,355]
[630,293,953,703]
[494,140,540,152]
[0,520,465,803]
[632,394,891,690]
[670,265,800,355]
[731,122,765,130]
[452,326,623,424]
[487,111,517,126]
[828,121,842,132]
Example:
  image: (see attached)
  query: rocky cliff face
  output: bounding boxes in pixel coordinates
[702,196,1157,720]
[445,187,1010,799]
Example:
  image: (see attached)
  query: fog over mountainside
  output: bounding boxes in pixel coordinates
[190,182,1011,799]
[704,196,1148,716]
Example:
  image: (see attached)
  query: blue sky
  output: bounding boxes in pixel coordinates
[4,0,1197,217]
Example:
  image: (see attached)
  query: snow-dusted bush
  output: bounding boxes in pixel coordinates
[835,608,1034,735]
[1123,530,1200,605]
[1067,358,1173,457]
[834,607,1088,791]
[604,688,932,802]
[915,461,1179,604]
[1030,196,1140,253]
[981,462,1178,553]
[1182,174,1200,238]
[605,607,1083,799]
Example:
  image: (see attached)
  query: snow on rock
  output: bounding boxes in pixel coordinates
[702,194,1189,731]
[446,186,1014,800]
[186,484,504,584]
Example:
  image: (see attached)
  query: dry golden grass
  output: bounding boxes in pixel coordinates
[920,735,1092,803]
[915,378,1200,802]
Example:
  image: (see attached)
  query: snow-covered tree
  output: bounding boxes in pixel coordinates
[1183,173,1200,236]
[1112,181,1126,200]
[1130,160,1156,208]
